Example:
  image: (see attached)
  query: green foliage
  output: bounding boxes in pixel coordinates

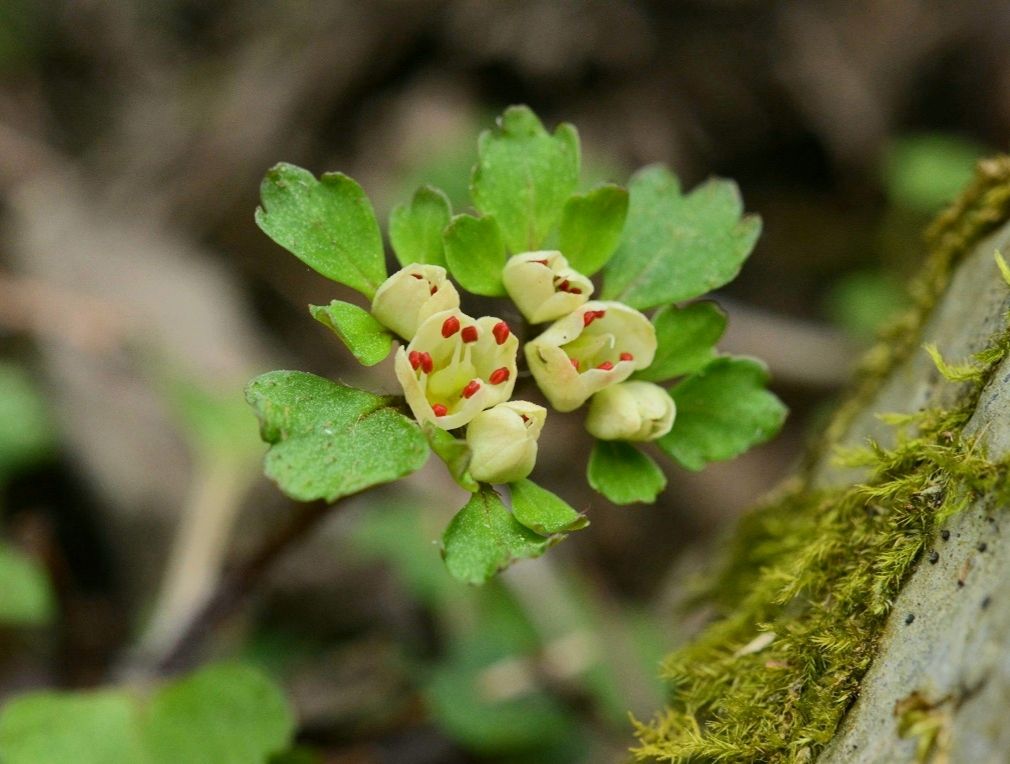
[255,163,386,299]
[558,184,629,275]
[471,106,581,253]
[309,300,393,366]
[634,301,727,382]
[0,664,294,764]
[246,371,428,503]
[508,479,588,535]
[0,543,55,626]
[602,165,761,309]
[657,357,786,471]
[423,424,479,493]
[389,185,452,268]
[587,441,667,505]
[443,213,508,296]
[441,487,554,584]
[884,134,985,213]
[824,270,911,341]
[0,361,55,480]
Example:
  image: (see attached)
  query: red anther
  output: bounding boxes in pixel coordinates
[597,361,614,371]
[582,309,607,327]
[441,316,460,337]
[570,357,579,370]
[620,352,634,362]
[432,403,448,417]
[569,287,582,295]
[411,273,424,279]
[533,258,550,266]
[408,350,422,370]
[492,321,510,345]
[520,414,530,423]
[430,285,438,295]
[489,367,510,384]
[420,352,434,374]
[556,279,570,292]
[461,325,479,343]
[462,379,481,399]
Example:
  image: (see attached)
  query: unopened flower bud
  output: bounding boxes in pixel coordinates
[395,309,518,429]
[502,251,593,324]
[525,301,656,411]
[371,265,460,340]
[466,401,546,484]
[585,381,675,441]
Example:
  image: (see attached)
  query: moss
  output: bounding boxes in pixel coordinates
[632,157,1010,763]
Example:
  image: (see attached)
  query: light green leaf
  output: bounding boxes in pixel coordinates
[255,163,386,299]
[389,185,452,268]
[558,184,628,275]
[508,479,588,535]
[657,357,786,471]
[443,213,507,296]
[634,301,727,382]
[246,371,428,503]
[442,487,552,584]
[0,543,55,626]
[309,300,393,367]
[423,424,479,493]
[602,165,761,309]
[143,664,294,764]
[0,361,55,480]
[587,441,667,505]
[883,133,985,213]
[471,106,580,253]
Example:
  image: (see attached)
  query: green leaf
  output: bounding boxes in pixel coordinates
[471,106,580,253]
[0,543,55,626]
[0,361,55,480]
[443,213,508,296]
[389,185,452,268]
[142,664,294,764]
[423,424,479,492]
[602,165,761,309]
[634,301,727,382]
[656,357,786,471]
[0,664,294,764]
[309,300,393,367]
[246,371,429,502]
[442,487,552,584]
[883,134,985,213]
[508,479,588,535]
[557,184,628,275]
[587,441,667,505]
[255,163,386,299]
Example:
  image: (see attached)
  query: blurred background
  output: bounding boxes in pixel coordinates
[1,1,1007,761]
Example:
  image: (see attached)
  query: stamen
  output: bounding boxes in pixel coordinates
[461,325,479,343]
[620,352,634,361]
[489,367,510,384]
[570,357,579,370]
[462,380,481,398]
[520,414,530,423]
[432,403,448,417]
[430,285,438,295]
[569,287,582,294]
[420,352,434,374]
[583,309,606,327]
[408,350,422,370]
[441,316,460,337]
[597,361,614,371]
[556,278,570,291]
[411,273,424,279]
[492,321,510,345]
[533,258,550,266]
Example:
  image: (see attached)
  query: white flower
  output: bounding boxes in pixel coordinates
[371,264,460,340]
[525,301,656,412]
[502,251,593,324]
[395,309,518,429]
[466,401,546,483]
[585,381,675,441]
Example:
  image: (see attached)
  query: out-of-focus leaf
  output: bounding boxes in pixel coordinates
[442,488,552,584]
[634,302,727,382]
[424,424,478,492]
[602,165,761,309]
[471,106,580,253]
[587,440,667,505]
[0,361,55,480]
[558,184,628,276]
[508,479,588,535]
[255,163,386,299]
[246,371,428,502]
[823,270,910,340]
[443,213,508,296]
[884,134,985,213]
[161,373,261,463]
[0,543,54,626]
[309,300,393,367]
[389,186,452,268]
[657,357,786,471]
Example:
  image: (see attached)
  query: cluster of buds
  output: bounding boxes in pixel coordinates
[369,250,675,486]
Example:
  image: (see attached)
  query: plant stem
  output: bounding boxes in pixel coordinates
[153,497,337,675]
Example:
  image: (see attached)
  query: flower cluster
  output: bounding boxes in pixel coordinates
[369,253,675,484]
